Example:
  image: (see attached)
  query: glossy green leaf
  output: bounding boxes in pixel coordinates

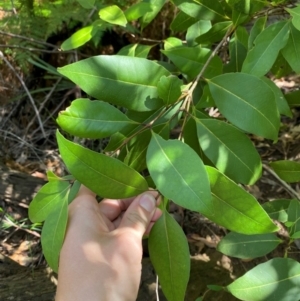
[248,17,267,49]
[57,99,138,139]
[208,73,280,140]
[227,258,300,301]
[242,21,290,77]
[170,11,197,32]
[117,44,153,58]
[196,21,233,44]
[186,20,211,46]
[41,193,68,272]
[282,23,300,74]
[285,90,300,107]
[149,211,190,301]
[286,5,300,31]
[162,46,223,80]
[157,75,183,105]
[217,232,282,259]
[287,199,300,236]
[146,133,212,214]
[140,0,166,29]
[46,170,64,181]
[56,131,148,198]
[124,2,152,21]
[261,77,292,117]
[270,160,300,183]
[99,5,127,27]
[206,166,278,234]
[195,118,262,184]
[175,0,228,21]
[29,181,70,223]
[58,55,170,112]
[262,199,291,223]
[76,0,94,9]
[61,25,95,51]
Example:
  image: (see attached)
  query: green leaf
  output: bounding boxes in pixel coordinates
[186,20,211,46]
[46,170,64,181]
[207,285,223,292]
[162,46,223,80]
[124,2,152,21]
[217,232,282,259]
[61,25,96,51]
[206,166,278,234]
[41,193,68,272]
[157,75,183,105]
[195,118,262,185]
[261,77,292,117]
[207,73,280,140]
[282,23,300,74]
[146,133,212,213]
[287,199,300,236]
[262,199,290,223]
[196,21,233,45]
[286,5,300,31]
[58,55,170,112]
[227,258,300,301]
[99,5,127,27]
[57,99,138,139]
[164,37,183,50]
[175,0,228,21]
[76,0,94,9]
[149,211,190,301]
[117,44,153,58]
[248,16,267,50]
[242,21,290,77]
[68,180,81,204]
[140,0,166,30]
[270,160,300,183]
[56,131,148,198]
[29,181,70,223]
[271,52,293,79]
[170,11,198,32]
[285,90,300,107]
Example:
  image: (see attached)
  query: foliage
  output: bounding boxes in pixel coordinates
[29,0,300,300]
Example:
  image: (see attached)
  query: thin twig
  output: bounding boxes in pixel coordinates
[156,275,160,301]
[10,0,18,15]
[263,163,300,200]
[2,217,40,238]
[0,51,46,137]
[0,44,76,54]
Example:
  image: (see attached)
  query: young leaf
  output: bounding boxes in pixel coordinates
[162,46,223,80]
[242,21,290,77]
[227,258,300,301]
[170,11,198,32]
[56,99,138,139]
[29,181,70,223]
[117,44,153,58]
[99,5,127,27]
[206,166,278,234]
[207,73,280,140]
[270,160,300,183]
[195,118,262,185]
[248,16,267,49]
[281,23,300,74]
[124,2,152,21]
[41,193,68,273]
[56,131,148,198]
[61,25,96,51]
[149,211,190,301]
[217,232,282,259]
[286,5,300,31]
[146,133,212,214]
[262,199,291,223]
[58,56,170,112]
[196,21,233,45]
[140,0,166,29]
[157,75,183,105]
[175,0,228,21]
[261,77,292,117]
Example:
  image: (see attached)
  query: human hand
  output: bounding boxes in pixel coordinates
[55,186,162,301]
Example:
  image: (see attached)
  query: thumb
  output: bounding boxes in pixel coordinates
[119,192,157,238]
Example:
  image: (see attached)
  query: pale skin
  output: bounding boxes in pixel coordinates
[55,186,162,301]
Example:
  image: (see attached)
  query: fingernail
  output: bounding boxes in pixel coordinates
[139,193,156,212]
